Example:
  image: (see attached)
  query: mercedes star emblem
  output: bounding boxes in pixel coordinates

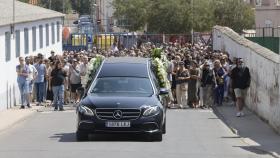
[113,110,123,119]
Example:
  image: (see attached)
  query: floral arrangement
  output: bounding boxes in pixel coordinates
[81,55,105,88]
[151,48,162,59]
[152,58,171,90]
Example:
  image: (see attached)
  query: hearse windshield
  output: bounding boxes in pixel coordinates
[90,77,154,97]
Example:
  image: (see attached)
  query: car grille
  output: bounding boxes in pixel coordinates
[95,108,141,120]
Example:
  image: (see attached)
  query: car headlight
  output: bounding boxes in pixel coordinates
[142,105,160,117]
[78,105,94,116]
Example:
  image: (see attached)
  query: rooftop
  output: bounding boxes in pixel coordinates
[0,0,64,27]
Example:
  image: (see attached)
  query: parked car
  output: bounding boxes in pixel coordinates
[76,57,168,141]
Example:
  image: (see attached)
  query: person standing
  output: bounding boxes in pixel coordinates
[213,60,227,106]
[188,61,200,108]
[43,59,50,103]
[51,61,67,111]
[62,60,70,105]
[69,59,81,103]
[175,61,190,109]
[200,62,217,108]
[80,56,89,88]
[231,58,251,117]
[48,51,56,63]
[25,56,38,107]
[34,56,46,106]
[79,56,89,102]
[166,54,175,108]
[16,57,31,109]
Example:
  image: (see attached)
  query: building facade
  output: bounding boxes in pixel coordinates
[96,0,114,32]
[0,0,64,110]
[255,0,280,29]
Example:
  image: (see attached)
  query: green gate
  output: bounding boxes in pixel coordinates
[246,37,279,54]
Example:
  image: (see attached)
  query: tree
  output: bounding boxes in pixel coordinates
[19,0,72,13]
[112,0,150,31]
[192,0,216,32]
[112,0,255,33]
[147,0,192,33]
[213,0,255,33]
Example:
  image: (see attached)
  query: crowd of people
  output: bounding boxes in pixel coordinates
[16,41,251,117]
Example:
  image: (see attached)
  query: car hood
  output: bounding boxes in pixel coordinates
[80,94,159,109]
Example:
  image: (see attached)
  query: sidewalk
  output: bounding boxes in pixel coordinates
[213,102,280,158]
[0,105,42,133]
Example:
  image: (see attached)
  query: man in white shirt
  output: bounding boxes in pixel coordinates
[80,56,89,87]
[25,56,38,107]
[111,42,119,53]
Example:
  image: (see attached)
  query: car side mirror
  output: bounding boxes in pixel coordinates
[159,88,169,95]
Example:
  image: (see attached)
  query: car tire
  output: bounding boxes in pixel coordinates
[162,122,166,134]
[76,130,88,141]
[149,132,162,142]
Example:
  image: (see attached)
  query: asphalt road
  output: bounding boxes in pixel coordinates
[0,106,273,158]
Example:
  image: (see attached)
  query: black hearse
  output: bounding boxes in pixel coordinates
[76,57,168,141]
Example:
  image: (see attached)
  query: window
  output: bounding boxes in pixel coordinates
[32,26,36,51]
[255,0,262,6]
[24,28,29,54]
[51,23,55,44]
[57,21,60,42]
[46,24,49,46]
[39,25,43,48]
[15,30,20,58]
[5,32,11,62]
[91,77,153,97]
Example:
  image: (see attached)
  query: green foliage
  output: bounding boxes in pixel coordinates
[113,0,255,33]
[151,48,162,59]
[213,0,255,33]
[71,0,94,15]
[113,0,150,31]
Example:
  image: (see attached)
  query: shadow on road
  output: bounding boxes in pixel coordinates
[213,105,280,157]
[49,133,152,142]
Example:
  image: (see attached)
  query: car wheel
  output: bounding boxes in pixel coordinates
[162,122,166,134]
[148,132,162,142]
[76,130,88,141]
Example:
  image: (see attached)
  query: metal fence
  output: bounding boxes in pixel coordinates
[243,27,280,37]
[62,32,212,51]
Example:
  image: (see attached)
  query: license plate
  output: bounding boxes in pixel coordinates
[105,121,131,128]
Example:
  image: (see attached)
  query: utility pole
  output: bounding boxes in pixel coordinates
[63,0,65,13]
[49,0,52,9]
[191,0,194,45]
[12,0,15,38]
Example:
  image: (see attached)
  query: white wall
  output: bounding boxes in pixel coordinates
[0,17,63,110]
[213,26,280,133]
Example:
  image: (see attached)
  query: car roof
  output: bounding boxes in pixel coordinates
[104,57,149,64]
[98,57,150,78]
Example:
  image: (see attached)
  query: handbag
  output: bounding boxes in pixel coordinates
[217,76,224,85]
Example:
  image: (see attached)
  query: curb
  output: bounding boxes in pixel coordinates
[212,106,280,158]
[0,107,43,134]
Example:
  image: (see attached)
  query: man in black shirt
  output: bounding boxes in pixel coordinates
[51,61,67,111]
[231,58,251,117]
[48,51,56,63]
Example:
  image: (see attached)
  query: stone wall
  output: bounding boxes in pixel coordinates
[213,25,280,133]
